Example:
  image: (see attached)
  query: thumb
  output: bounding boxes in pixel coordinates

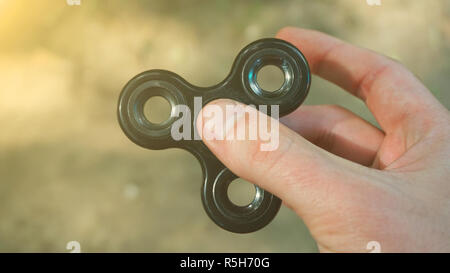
[196,99,357,218]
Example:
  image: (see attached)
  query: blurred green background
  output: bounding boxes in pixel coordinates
[0,0,449,252]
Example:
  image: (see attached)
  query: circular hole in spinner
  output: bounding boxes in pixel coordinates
[143,95,172,124]
[227,178,257,207]
[212,169,266,218]
[208,168,281,233]
[126,79,184,139]
[246,53,295,99]
[256,65,285,93]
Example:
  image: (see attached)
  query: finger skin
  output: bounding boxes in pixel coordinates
[276,27,445,136]
[281,105,384,166]
[276,27,449,167]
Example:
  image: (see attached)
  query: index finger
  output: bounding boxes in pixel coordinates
[276,27,443,134]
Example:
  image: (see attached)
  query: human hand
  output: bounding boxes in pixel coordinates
[196,27,450,252]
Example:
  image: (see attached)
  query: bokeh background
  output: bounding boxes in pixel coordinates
[0,0,449,252]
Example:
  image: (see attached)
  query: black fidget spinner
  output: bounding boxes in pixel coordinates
[117,38,311,233]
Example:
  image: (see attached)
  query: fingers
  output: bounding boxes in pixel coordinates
[276,27,444,135]
[196,99,356,218]
[281,105,384,167]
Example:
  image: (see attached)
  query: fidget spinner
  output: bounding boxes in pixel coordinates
[117,38,311,233]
